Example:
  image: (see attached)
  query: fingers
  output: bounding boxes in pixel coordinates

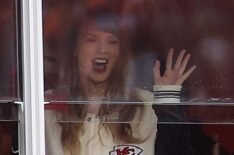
[166,48,173,70]
[153,60,161,82]
[173,49,192,75]
[179,53,191,75]
[174,49,186,70]
[176,65,196,85]
[154,48,195,85]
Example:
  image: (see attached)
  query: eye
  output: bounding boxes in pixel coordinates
[109,38,119,45]
[84,35,96,42]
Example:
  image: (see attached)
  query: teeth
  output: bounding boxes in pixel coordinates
[94,59,107,64]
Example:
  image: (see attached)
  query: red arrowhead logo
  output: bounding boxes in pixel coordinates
[109,145,143,155]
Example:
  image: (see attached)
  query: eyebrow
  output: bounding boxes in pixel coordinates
[84,33,96,37]
[82,31,119,39]
[108,35,119,40]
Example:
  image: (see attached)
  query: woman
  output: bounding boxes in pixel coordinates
[45,7,196,155]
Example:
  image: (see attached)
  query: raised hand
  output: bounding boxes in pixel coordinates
[153,48,196,85]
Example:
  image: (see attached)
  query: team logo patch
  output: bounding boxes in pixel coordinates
[109,145,143,155]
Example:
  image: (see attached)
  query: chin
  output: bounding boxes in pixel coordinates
[91,77,108,83]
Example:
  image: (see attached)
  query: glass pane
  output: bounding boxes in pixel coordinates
[43,0,234,155]
[45,103,155,123]
[45,103,234,154]
[0,104,18,121]
[0,0,20,100]
[45,103,157,155]
[156,124,234,155]
[45,103,234,124]
[0,104,19,155]
[0,1,20,155]
[43,0,234,103]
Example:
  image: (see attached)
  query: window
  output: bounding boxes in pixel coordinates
[43,1,234,155]
[0,0,21,154]
[1,0,234,154]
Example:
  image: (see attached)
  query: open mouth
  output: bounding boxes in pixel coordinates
[92,58,108,73]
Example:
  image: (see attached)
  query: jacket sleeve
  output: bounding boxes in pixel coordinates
[153,85,181,103]
[153,85,195,155]
[130,88,157,140]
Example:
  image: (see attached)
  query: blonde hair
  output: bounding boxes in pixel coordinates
[60,7,146,155]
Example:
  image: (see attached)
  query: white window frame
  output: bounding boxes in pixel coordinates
[21,0,45,154]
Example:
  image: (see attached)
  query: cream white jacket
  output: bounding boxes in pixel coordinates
[45,86,181,155]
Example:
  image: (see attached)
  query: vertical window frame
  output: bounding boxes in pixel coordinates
[21,0,45,154]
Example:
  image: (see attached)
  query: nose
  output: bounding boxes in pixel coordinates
[100,48,107,53]
[97,39,108,54]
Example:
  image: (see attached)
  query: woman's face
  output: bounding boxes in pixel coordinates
[76,23,120,83]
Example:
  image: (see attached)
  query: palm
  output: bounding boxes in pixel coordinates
[157,69,181,85]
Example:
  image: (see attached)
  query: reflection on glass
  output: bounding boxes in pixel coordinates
[45,103,234,124]
[0,104,18,121]
[0,1,19,100]
[157,124,234,155]
[45,103,157,154]
[44,0,234,102]
[46,104,154,123]
[43,0,234,155]
[44,6,161,155]
[0,1,19,155]
[0,104,18,155]
[0,121,18,155]
[45,103,234,155]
